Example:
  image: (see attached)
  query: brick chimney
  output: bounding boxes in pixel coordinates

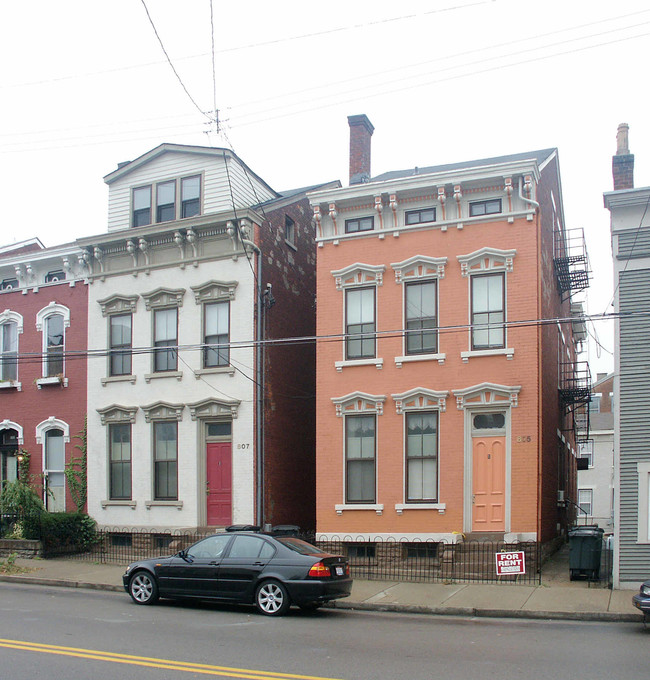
[348,114,374,185]
[612,122,634,190]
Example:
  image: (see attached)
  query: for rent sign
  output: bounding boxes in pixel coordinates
[495,551,526,575]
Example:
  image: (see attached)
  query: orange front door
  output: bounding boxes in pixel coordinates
[472,436,506,532]
[206,442,232,526]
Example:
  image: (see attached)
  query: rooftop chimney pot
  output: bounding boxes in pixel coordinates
[348,114,374,185]
[612,122,634,190]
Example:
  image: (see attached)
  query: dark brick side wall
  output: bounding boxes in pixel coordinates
[537,155,576,543]
[0,282,88,512]
[612,154,634,191]
[257,197,317,531]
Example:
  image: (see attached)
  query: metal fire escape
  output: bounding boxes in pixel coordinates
[554,228,591,302]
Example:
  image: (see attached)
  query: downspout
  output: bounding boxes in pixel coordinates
[519,175,540,213]
[241,237,264,530]
[229,221,265,528]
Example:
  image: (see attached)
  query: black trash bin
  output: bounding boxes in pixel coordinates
[568,525,604,580]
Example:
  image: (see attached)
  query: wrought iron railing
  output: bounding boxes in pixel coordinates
[40,527,542,585]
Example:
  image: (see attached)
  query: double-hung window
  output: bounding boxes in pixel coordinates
[204,301,230,367]
[154,308,178,372]
[345,287,375,359]
[154,421,178,500]
[181,175,201,218]
[0,321,18,381]
[578,488,593,517]
[406,412,438,502]
[471,273,505,350]
[109,423,131,500]
[133,186,152,227]
[44,429,65,512]
[109,314,132,376]
[156,180,176,223]
[45,314,64,377]
[405,281,437,354]
[345,415,376,503]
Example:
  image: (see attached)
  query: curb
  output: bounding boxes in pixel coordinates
[1,575,642,623]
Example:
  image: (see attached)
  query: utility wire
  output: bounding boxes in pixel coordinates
[139,0,212,123]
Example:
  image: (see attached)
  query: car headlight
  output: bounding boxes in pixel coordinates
[641,584,650,597]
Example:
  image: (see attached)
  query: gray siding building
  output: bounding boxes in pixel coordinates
[604,124,650,589]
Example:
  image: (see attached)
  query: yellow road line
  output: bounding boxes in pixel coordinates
[0,638,346,680]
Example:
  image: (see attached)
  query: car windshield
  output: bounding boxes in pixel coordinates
[276,537,328,555]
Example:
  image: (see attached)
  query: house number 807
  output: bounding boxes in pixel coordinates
[237,443,250,449]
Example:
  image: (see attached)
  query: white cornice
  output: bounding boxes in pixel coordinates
[308,159,542,205]
[604,186,650,210]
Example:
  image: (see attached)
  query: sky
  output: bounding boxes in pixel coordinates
[2,0,649,376]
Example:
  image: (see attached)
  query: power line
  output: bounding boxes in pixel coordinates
[139,0,212,123]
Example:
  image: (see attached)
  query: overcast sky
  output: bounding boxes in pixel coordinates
[3,0,649,375]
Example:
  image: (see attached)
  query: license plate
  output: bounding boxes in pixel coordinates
[335,566,344,576]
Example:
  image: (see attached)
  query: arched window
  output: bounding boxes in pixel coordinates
[36,303,70,378]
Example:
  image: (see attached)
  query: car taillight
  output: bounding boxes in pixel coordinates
[346,564,350,576]
[308,561,331,577]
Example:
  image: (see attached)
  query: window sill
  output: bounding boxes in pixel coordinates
[36,376,68,388]
[460,348,514,362]
[284,239,297,251]
[335,358,384,372]
[145,500,183,510]
[145,371,183,383]
[101,375,137,386]
[395,503,446,515]
[395,353,445,367]
[335,504,383,515]
[0,380,21,391]
[101,500,137,509]
[194,366,236,378]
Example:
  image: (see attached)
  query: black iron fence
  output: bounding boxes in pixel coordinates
[40,526,542,585]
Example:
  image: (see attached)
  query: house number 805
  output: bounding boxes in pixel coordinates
[516,436,531,443]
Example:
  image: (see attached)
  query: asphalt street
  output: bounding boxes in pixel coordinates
[1,581,648,680]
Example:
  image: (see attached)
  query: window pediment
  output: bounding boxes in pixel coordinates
[141,287,186,310]
[452,382,521,409]
[188,397,241,420]
[332,391,386,416]
[0,309,23,333]
[391,256,447,283]
[96,404,138,426]
[0,419,24,444]
[190,280,238,304]
[35,302,70,330]
[331,263,385,290]
[141,401,185,422]
[391,388,448,414]
[35,417,70,444]
[97,294,139,317]
[457,247,516,277]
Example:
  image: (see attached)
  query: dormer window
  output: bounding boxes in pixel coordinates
[156,181,176,223]
[345,216,374,234]
[45,271,65,283]
[181,175,201,218]
[469,199,502,217]
[133,186,152,227]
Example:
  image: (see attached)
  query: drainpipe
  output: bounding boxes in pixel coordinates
[229,222,265,528]
[519,175,540,212]
[243,237,264,529]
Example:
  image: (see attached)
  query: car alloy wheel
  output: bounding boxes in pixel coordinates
[255,580,290,616]
[129,571,159,605]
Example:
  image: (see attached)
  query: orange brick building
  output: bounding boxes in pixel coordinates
[309,116,589,551]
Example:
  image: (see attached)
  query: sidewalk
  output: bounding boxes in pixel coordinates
[0,546,642,623]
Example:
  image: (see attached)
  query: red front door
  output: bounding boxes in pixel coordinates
[206,442,232,526]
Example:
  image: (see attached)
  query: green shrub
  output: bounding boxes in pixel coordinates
[38,512,98,552]
[0,480,44,539]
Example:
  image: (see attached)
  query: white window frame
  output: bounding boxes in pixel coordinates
[578,488,593,518]
[35,417,70,512]
[578,440,594,468]
[35,302,70,383]
[0,310,23,386]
